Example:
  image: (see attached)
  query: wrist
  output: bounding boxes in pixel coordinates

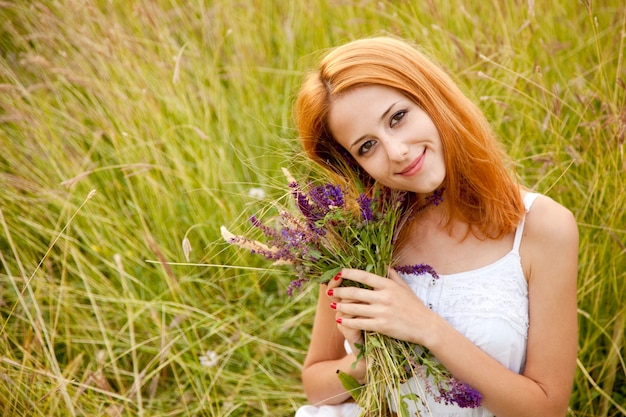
[420,311,448,351]
[343,352,366,385]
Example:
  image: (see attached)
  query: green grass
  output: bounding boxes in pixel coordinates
[0,0,624,416]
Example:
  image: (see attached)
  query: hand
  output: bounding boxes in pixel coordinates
[326,271,365,354]
[327,268,435,346]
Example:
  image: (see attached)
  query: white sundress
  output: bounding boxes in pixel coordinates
[295,193,539,417]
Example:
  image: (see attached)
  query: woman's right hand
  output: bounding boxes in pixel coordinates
[301,281,368,404]
[326,270,367,383]
[327,271,363,343]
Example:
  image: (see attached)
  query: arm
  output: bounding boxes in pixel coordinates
[331,196,578,417]
[436,196,578,416]
[300,284,366,405]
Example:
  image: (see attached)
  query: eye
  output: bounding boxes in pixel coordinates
[390,110,407,127]
[357,139,376,156]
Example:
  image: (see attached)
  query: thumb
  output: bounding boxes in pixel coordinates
[388,267,410,289]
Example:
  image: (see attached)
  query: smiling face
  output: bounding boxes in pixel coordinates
[327,84,446,194]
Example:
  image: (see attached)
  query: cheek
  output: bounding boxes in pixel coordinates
[359,162,383,181]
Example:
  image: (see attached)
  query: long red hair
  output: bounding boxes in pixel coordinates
[295,36,524,239]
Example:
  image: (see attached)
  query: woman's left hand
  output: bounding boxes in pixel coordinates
[326,268,435,346]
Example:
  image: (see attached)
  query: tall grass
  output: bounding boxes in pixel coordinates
[0,1,623,416]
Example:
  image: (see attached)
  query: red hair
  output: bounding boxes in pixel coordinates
[295,37,524,239]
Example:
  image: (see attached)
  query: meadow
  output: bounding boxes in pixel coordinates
[0,0,624,416]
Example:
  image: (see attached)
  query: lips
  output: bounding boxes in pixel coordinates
[398,149,426,176]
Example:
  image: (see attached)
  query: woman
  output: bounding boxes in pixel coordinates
[293,37,578,417]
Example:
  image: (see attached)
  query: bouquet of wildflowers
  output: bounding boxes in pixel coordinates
[220,169,481,416]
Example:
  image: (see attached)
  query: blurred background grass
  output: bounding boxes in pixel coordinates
[0,0,624,416]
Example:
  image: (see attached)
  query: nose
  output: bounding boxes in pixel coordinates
[383,138,409,162]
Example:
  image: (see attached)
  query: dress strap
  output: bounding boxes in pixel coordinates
[512,193,540,254]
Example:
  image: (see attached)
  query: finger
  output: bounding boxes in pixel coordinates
[330,285,378,306]
[388,268,411,290]
[325,269,346,303]
[334,300,378,319]
[335,316,376,333]
[334,309,365,340]
[326,269,344,290]
[337,321,364,352]
[338,268,389,290]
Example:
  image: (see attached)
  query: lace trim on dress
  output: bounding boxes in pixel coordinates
[436,259,529,337]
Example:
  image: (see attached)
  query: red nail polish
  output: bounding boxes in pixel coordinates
[336,317,342,324]
[330,302,337,310]
[327,289,334,296]
[333,271,342,280]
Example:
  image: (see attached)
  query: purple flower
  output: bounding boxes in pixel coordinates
[427,188,445,206]
[309,184,345,210]
[291,185,319,223]
[357,194,374,222]
[250,215,282,245]
[246,217,297,262]
[395,263,440,279]
[287,277,306,296]
[289,182,344,234]
[439,378,482,408]
[279,226,318,260]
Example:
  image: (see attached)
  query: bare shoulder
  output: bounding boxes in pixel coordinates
[524,193,578,245]
[521,193,578,410]
[521,193,579,279]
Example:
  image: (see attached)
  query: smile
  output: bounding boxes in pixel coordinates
[397,149,426,176]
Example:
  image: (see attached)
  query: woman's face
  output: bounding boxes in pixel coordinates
[327,85,446,194]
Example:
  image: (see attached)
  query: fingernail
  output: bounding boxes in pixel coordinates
[336,317,342,324]
[327,289,334,296]
[333,271,342,280]
[330,302,337,310]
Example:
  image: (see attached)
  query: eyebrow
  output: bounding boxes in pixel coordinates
[349,100,400,150]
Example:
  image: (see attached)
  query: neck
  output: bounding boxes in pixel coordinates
[408,188,447,221]
[394,189,450,250]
